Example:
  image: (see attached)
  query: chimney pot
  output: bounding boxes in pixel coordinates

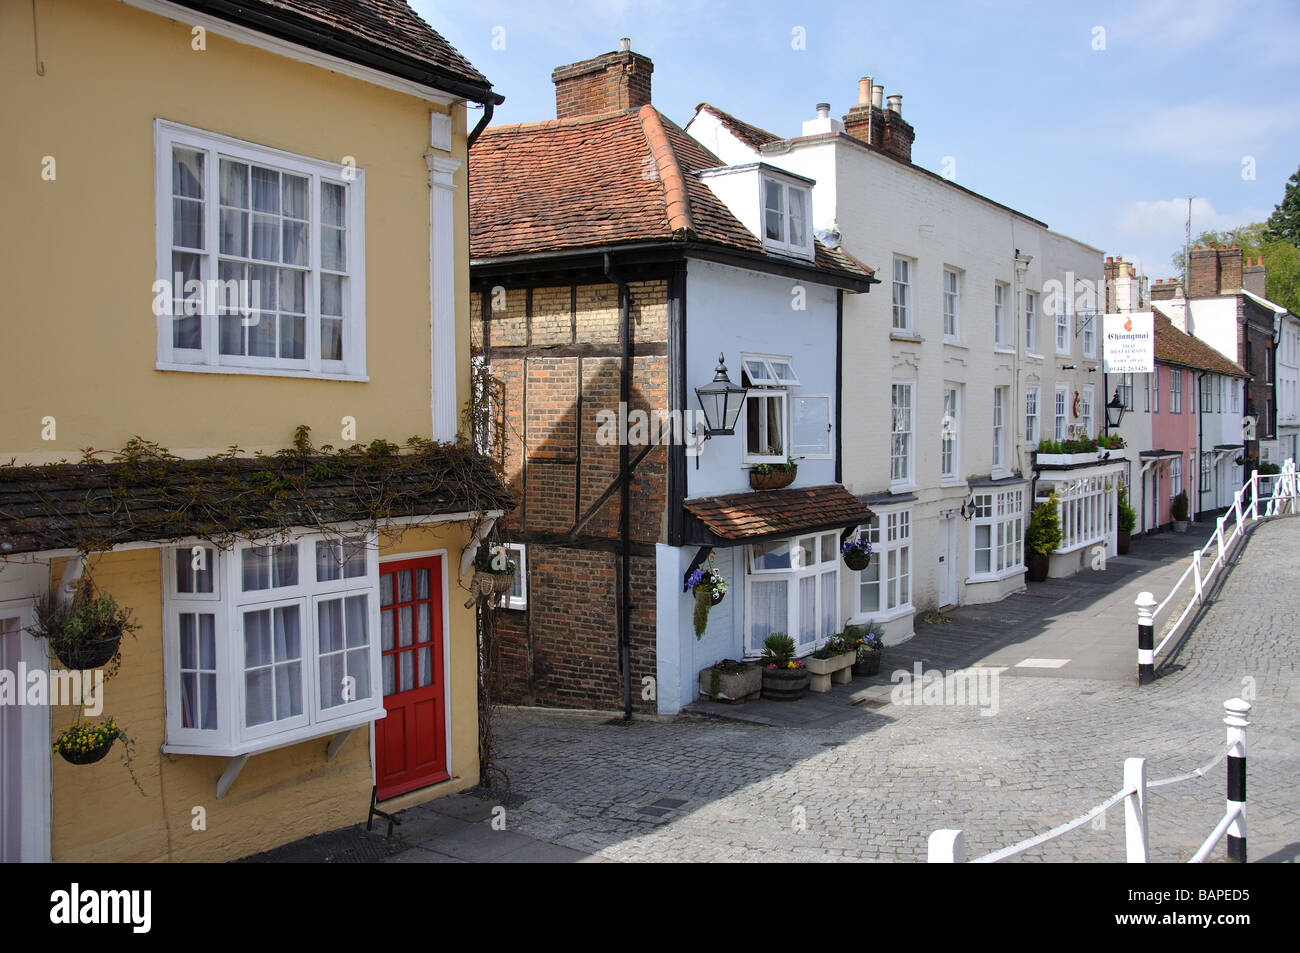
[872,84,884,109]
[1106,256,1114,262]
[858,77,872,106]
[619,37,631,52]
[886,93,902,116]
[816,102,830,119]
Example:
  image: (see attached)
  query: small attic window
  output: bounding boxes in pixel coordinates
[762,176,813,258]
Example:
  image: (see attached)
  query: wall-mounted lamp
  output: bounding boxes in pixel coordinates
[959,494,977,521]
[1105,389,1126,430]
[692,353,748,468]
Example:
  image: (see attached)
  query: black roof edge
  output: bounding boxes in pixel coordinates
[171,0,504,105]
[471,241,877,293]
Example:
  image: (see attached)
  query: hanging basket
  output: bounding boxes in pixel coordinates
[487,571,514,596]
[843,551,871,572]
[695,584,725,607]
[750,468,796,491]
[49,632,123,671]
[59,740,116,766]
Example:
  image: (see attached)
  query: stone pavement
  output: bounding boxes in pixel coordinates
[254,517,1298,863]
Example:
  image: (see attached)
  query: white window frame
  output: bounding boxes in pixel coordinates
[1055,297,1071,355]
[760,175,813,258]
[993,282,1010,349]
[154,119,367,381]
[1025,385,1040,448]
[943,268,961,341]
[1082,311,1096,359]
[941,385,960,481]
[969,487,1025,582]
[1170,456,1183,499]
[1054,384,1068,440]
[1153,367,1161,413]
[892,257,912,332]
[790,394,833,460]
[992,387,1007,472]
[849,510,913,623]
[744,532,840,655]
[1081,384,1094,436]
[1120,373,1134,411]
[1024,291,1039,355]
[1170,367,1183,414]
[1231,377,1239,412]
[502,543,527,610]
[890,381,915,487]
[162,532,383,756]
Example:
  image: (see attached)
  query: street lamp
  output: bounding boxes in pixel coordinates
[695,353,747,436]
[1105,389,1126,431]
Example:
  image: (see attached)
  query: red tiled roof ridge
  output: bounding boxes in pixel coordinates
[638,104,695,237]
[476,109,642,136]
[694,102,782,150]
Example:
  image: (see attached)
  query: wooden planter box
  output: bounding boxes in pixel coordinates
[761,667,809,700]
[805,651,856,692]
[750,468,797,491]
[698,663,761,703]
[852,649,882,677]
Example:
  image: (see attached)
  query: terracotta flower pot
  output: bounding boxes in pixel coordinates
[750,469,797,491]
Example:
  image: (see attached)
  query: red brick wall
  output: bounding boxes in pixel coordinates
[474,278,670,710]
[552,51,653,120]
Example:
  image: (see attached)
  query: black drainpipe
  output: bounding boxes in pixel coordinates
[467,100,495,150]
[605,254,634,721]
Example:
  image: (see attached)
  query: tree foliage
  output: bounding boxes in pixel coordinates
[1169,222,1300,315]
[1265,164,1300,246]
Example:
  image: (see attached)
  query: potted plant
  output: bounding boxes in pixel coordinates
[1116,485,1136,554]
[1025,492,1062,582]
[698,658,761,703]
[847,622,885,676]
[1171,489,1189,532]
[30,576,139,674]
[686,562,728,638]
[53,717,124,765]
[805,634,857,692]
[841,536,873,572]
[759,633,808,700]
[749,444,798,491]
[472,544,517,601]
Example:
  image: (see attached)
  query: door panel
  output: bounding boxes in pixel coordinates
[375,556,447,800]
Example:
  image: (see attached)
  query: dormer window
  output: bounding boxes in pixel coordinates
[762,177,812,257]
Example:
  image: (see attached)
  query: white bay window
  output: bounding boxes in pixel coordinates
[970,487,1024,579]
[852,510,912,620]
[163,533,382,755]
[746,532,839,655]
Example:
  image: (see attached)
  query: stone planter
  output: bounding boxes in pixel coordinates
[761,666,809,701]
[1117,530,1131,555]
[1173,520,1188,533]
[1026,552,1049,582]
[698,662,761,703]
[1035,452,1106,467]
[750,468,797,491]
[805,651,856,692]
[852,649,882,677]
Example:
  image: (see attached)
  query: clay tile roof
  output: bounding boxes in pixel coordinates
[470,106,872,283]
[175,0,497,99]
[695,102,782,150]
[1153,312,1248,377]
[683,485,874,542]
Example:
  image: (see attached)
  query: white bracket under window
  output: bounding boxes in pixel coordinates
[214,727,361,799]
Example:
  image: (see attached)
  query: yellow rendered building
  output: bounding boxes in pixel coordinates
[0,0,507,861]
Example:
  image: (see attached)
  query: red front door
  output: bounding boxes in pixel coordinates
[376,555,448,800]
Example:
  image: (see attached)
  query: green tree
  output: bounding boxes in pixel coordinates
[1265,165,1300,246]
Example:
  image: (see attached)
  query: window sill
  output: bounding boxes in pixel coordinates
[162,705,386,758]
[939,478,967,489]
[1024,352,1045,361]
[891,331,923,343]
[966,565,1025,585]
[848,605,914,626]
[889,481,917,494]
[943,338,968,350]
[156,362,369,383]
[993,346,1016,355]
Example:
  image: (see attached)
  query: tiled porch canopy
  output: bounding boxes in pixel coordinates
[683,484,874,544]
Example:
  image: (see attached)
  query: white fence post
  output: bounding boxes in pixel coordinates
[1192,552,1203,603]
[1224,697,1250,863]
[1123,757,1148,863]
[1249,472,1259,521]
[928,829,965,863]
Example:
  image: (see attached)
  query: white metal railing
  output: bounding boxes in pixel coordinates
[928,698,1251,863]
[1135,459,1298,680]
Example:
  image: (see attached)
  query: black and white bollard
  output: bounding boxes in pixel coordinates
[1135,591,1157,685]
[1224,697,1250,863]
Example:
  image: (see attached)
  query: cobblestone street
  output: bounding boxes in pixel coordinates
[480,519,1299,862]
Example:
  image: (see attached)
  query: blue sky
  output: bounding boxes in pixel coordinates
[418,0,1300,279]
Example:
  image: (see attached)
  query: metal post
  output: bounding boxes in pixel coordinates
[1135,591,1157,684]
[927,829,965,863]
[1224,697,1250,863]
[1123,757,1149,863]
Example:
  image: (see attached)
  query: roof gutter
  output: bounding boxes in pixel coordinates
[171,0,504,105]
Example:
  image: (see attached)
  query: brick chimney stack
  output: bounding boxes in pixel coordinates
[842,74,914,164]
[552,39,654,119]
[1187,245,1222,297]
[1243,255,1267,297]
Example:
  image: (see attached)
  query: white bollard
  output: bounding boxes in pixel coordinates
[1123,757,1148,863]
[927,829,965,863]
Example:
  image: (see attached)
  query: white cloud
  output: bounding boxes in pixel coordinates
[1122,99,1300,165]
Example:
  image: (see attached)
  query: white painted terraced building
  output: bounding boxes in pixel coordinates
[687,78,1118,643]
